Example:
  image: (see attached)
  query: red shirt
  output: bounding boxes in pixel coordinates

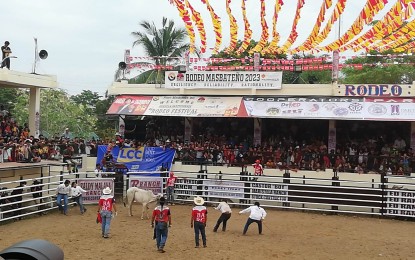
[167,176,177,187]
[253,163,263,176]
[99,195,115,211]
[153,205,170,222]
[192,206,207,223]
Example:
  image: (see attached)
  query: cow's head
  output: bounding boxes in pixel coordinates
[155,193,163,199]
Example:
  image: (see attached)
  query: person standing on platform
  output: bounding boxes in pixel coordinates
[252,159,264,181]
[239,202,267,235]
[1,41,12,69]
[151,197,171,253]
[166,172,177,205]
[97,187,117,238]
[191,196,207,248]
[213,199,232,232]
[56,180,71,215]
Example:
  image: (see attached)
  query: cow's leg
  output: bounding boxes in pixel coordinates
[128,198,133,217]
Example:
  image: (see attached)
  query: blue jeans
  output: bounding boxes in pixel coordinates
[166,186,174,204]
[155,222,168,249]
[74,196,85,213]
[194,221,206,246]
[101,210,112,236]
[243,218,262,234]
[56,194,68,214]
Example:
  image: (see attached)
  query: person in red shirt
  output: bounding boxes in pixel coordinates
[166,172,177,205]
[97,187,117,239]
[191,196,207,248]
[151,197,171,253]
[252,159,264,181]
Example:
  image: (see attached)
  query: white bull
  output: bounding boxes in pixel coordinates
[123,187,163,219]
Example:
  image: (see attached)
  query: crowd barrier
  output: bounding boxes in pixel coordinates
[1,169,415,223]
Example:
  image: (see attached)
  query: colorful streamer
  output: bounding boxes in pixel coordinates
[236,0,253,54]
[262,0,284,54]
[170,0,196,53]
[186,0,207,53]
[276,0,305,54]
[224,0,239,53]
[250,0,269,53]
[201,0,222,54]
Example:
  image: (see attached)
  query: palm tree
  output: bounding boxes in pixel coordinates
[126,17,191,84]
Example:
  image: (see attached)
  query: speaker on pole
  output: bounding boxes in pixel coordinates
[39,50,48,60]
[118,62,127,70]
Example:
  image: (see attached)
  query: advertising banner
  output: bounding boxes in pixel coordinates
[164,71,282,89]
[243,97,365,119]
[385,190,415,217]
[106,95,152,115]
[175,178,199,198]
[203,180,244,199]
[97,145,175,172]
[363,98,415,121]
[250,183,288,201]
[144,96,242,117]
[129,176,163,195]
[77,178,114,204]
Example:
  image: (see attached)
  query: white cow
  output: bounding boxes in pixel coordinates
[123,187,163,219]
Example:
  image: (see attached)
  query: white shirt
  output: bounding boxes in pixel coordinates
[239,205,267,221]
[71,186,87,197]
[215,201,232,214]
[56,184,71,195]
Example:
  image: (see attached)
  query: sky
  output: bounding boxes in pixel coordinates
[2,0,396,96]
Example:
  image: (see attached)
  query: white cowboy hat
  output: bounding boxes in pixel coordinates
[194,196,205,206]
[102,187,112,195]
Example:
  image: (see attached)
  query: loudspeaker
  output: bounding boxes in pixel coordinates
[118,62,127,70]
[39,50,48,60]
[0,239,64,260]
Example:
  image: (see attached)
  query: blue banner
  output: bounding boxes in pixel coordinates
[97,145,175,173]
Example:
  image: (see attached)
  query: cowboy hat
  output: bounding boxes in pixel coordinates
[194,196,205,206]
[102,187,112,195]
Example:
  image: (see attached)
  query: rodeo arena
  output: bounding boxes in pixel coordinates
[3,3,415,260]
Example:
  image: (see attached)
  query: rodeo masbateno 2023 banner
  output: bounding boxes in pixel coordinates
[97,145,175,172]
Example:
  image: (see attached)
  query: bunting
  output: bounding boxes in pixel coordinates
[170,0,196,53]
[276,0,305,54]
[224,0,239,53]
[186,0,207,53]
[250,0,269,53]
[201,0,222,54]
[262,0,284,54]
[236,0,253,54]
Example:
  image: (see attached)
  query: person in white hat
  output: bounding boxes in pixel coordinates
[191,196,207,248]
[97,187,117,238]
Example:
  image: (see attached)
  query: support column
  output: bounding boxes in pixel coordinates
[118,115,125,138]
[184,117,192,142]
[328,120,336,152]
[253,118,261,146]
[411,122,415,151]
[28,87,41,138]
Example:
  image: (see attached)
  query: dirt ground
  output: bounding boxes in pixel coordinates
[0,203,414,260]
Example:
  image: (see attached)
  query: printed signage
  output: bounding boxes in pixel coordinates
[203,180,244,199]
[335,84,411,97]
[175,178,199,197]
[77,178,114,204]
[97,145,175,172]
[129,176,163,195]
[250,183,288,201]
[164,71,282,89]
[386,190,415,217]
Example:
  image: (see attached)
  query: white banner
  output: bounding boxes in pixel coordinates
[144,96,242,117]
[175,178,199,197]
[77,178,114,204]
[250,183,288,201]
[363,99,415,120]
[165,71,282,89]
[203,180,245,199]
[129,176,163,195]
[385,190,415,217]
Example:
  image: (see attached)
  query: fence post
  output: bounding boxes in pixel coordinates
[331,168,340,212]
[380,172,387,216]
[240,166,249,205]
[283,169,290,208]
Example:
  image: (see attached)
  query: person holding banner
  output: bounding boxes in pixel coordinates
[71,182,87,214]
[239,202,267,235]
[166,172,177,205]
[97,187,117,239]
[151,197,171,253]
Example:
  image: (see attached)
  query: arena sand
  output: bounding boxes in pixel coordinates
[0,203,414,260]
